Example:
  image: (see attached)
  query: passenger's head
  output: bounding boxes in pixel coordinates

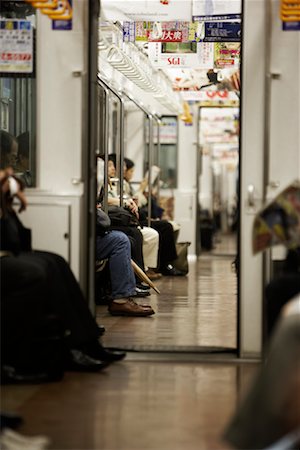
[0,130,18,170]
[108,154,117,178]
[124,157,135,182]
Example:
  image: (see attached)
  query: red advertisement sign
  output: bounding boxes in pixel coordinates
[148,30,183,42]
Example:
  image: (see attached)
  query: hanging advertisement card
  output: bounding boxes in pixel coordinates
[133,21,191,42]
[214,42,240,68]
[148,41,202,67]
[192,0,241,17]
[159,116,178,144]
[52,0,73,30]
[198,42,214,67]
[182,90,238,102]
[193,13,241,21]
[0,19,33,73]
[204,21,241,42]
[123,21,136,42]
[101,0,192,21]
[148,30,183,42]
[283,21,300,31]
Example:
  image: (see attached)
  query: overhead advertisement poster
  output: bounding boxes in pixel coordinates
[280,0,300,31]
[214,42,240,68]
[101,0,192,21]
[52,0,73,30]
[148,41,203,68]
[192,0,241,19]
[203,21,241,42]
[0,19,33,73]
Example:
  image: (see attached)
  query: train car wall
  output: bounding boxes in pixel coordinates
[20,0,89,286]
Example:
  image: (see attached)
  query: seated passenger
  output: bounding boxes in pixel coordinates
[96,206,155,317]
[97,155,160,285]
[122,156,185,276]
[0,132,127,378]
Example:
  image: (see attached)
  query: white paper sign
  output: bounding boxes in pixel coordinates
[101,0,192,21]
[148,41,203,68]
[0,19,33,73]
[193,0,241,17]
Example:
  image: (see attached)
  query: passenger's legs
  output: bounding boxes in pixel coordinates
[96,231,155,317]
[96,230,136,299]
[139,226,159,269]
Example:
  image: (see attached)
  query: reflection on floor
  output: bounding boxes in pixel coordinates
[98,233,237,351]
[1,361,258,450]
[1,233,259,450]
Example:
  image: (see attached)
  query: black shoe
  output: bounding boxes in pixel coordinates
[0,413,24,431]
[1,365,56,384]
[161,264,186,276]
[66,350,110,372]
[136,283,150,291]
[97,324,106,336]
[96,348,126,362]
[73,342,126,363]
[135,287,151,297]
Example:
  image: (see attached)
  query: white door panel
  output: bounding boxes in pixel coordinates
[240,0,266,357]
[20,203,70,262]
[174,190,196,255]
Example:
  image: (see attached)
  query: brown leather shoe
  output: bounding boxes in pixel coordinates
[109,299,155,317]
[145,269,162,280]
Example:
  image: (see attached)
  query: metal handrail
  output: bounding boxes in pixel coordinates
[121,91,158,227]
[97,82,110,213]
[97,75,125,205]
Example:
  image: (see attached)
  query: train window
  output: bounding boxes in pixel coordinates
[0,1,36,187]
[145,115,178,189]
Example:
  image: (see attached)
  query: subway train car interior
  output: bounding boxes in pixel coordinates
[1,0,300,449]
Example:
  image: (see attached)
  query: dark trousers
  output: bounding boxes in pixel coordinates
[265,272,300,337]
[109,225,144,271]
[1,251,100,358]
[150,220,178,270]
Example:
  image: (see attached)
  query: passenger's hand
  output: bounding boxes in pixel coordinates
[124,198,139,218]
[16,190,27,213]
[0,169,27,213]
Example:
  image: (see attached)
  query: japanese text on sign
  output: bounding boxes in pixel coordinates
[0,19,33,73]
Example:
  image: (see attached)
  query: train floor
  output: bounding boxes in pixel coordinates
[1,233,260,450]
[98,231,238,352]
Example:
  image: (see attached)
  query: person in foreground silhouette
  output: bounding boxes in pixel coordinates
[0,131,126,378]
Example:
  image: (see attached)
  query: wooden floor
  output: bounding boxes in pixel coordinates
[1,233,260,450]
[98,232,237,351]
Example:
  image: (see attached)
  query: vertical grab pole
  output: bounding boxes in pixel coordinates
[262,0,274,343]
[103,88,110,213]
[98,76,125,207]
[147,114,153,228]
[119,96,125,206]
[263,0,272,201]
[97,82,110,213]
[154,115,161,201]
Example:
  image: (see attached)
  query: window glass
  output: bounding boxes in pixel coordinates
[144,115,178,189]
[0,1,36,187]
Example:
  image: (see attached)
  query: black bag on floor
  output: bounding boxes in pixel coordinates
[1,314,66,384]
[172,242,191,275]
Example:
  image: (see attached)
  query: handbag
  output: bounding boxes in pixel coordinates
[107,206,140,228]
[96,208,111,235]
[172,242,191,275]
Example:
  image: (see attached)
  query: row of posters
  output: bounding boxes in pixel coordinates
[147,41,240,69]
[123,20,241,43]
